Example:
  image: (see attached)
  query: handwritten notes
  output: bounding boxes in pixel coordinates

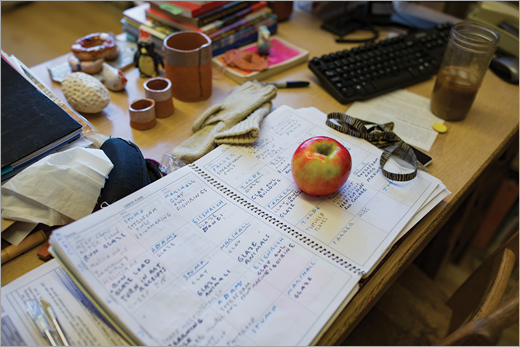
[49,105,447,346]
[50,166,360,346]
[196,105,442,274]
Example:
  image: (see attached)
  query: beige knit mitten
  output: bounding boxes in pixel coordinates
[214,102,271,144]
[171,81,277,163]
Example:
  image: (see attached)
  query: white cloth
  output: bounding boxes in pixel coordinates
[1,147,113,226]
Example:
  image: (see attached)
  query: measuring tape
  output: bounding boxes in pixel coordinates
[326,112,430,182]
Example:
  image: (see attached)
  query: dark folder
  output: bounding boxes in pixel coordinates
[1,57,83,178]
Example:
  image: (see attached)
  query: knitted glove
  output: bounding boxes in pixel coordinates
[171,81,276,163]
[214,102,271,144]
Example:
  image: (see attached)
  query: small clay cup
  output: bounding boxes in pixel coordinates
[144,77,174,118]
[163,31,212,102]
[129,98,156,130]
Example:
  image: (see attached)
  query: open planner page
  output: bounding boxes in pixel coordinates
[49,164,361,346]
[194,105,445,276]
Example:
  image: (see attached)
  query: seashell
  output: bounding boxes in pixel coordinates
[62,72,110,113]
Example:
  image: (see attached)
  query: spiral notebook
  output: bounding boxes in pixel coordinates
[48,105,448,345]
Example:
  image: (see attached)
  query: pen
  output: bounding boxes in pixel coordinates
[262,81,310,88]
[26,299,59,346]
[41,298,70,346]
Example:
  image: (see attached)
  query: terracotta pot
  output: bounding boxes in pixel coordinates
[144,77,174,118]
[129,98,156,130]
[163,31,212,102]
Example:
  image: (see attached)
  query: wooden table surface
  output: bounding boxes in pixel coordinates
[2,8,519,345]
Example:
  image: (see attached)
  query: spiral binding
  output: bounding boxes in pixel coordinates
[189,163,366,276]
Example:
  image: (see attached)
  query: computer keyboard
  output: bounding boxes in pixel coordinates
[308,23,453,104]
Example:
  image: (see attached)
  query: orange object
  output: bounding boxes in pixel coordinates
[37,240,53,261]
[223,50,269,71]
[163,32,212,102]
[71,32,119,61]
[144,77,174,118]
[129,98,156,130]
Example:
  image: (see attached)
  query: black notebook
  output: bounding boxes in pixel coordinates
[1,57,83,178]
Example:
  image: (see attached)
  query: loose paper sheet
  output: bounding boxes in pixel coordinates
[1,259,128,346]
[345,89,444,151]
[1,221,37,246]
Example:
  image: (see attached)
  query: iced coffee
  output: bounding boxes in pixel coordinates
[430,66,480,121]
[429,21,499,122]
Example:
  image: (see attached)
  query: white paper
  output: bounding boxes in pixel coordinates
[195,105,447,276]
[1,147,113,225]
[49,164,361,346]
[1,221,38,246]
[47,106,449,346]
[1,259,129,346]
[345,89,444,151]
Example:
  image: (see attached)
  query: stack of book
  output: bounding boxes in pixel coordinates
[121,1,277,57]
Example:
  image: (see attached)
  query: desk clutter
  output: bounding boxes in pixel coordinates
[2,104,449,346]
[122,2,278,58]
[1,3,471,345]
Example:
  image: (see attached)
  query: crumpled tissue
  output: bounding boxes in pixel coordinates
[1,147,113,226]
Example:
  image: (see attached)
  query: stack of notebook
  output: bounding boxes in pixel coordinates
[121,1,278,57]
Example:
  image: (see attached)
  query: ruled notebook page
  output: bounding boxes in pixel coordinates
[194,105,445,276]
[50,164,361,346]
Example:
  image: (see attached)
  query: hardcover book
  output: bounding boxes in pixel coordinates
[197,1,255,27]
[208,6,272,41]
[212,36,309,84]
[148,1,202,27]
[1,57,83,178]
[162,1,231,18]
[211,15,276,51]
[145,6,203,32]
[211,23,277,56]
[148,1,254,28]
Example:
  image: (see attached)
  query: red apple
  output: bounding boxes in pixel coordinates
[291,136,352,196]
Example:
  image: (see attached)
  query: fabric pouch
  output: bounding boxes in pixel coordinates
[93,138,162,212]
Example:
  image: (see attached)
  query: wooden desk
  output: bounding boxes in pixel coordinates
[2,8,518,345]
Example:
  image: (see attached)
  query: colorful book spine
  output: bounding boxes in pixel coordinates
[211,15,276,51]
[201,1,267,35]
[125,20,278,58]
[148,2,200,27]
[165,1,231,18]
[197,1,254,26]
[212,23,278,56]
[123,4,178,37]
[145,7,203,32]
[209,7,272,41]
[121,19,166,56]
